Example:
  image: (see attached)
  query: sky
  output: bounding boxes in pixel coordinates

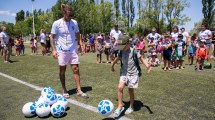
[0,0,203,32]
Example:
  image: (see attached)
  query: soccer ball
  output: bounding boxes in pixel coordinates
[51,103,65,117]
[56,94,68,108]
[36,103,51,117]
[41,86,55,97]
[56,94,63,100]
[43,92,57,105]
[22,102,36,117]
[34,96,45,107]
[98,100,114,116]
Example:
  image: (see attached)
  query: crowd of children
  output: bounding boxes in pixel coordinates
[78,27,214,73]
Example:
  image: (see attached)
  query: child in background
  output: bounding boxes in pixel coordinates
[14,36,21,56]
[139,36,145,57]
[96,36,103,64]
[188,39,196,65]
[196,40,208,71]
[148,43,156,56]
[134,40,141,52]
[174,34,186,69]
[104,35,112,63]
[110,37,118,62]
[171,37,176,68]
[111,34,151,118]
[20,38,25,55]
[148,52,160,66]
[30,37,34,54]
[162,34,172,71]
[33,37,38,54]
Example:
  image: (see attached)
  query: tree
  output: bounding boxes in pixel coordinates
[163,0,191,33]
[129,0,135,27]
[0,21,15,36]
[202,0,215,29]
[26,11,30,17]
[122,0,126,18]
[15,10,25,23]
[114,0,120,21]
[137,0,142,19]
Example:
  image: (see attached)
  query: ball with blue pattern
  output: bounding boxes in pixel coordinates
[51,103,65,117]
[34,96,45,108]
[43,91,57,105]
[41,86,55,97]
[22,102,36,117]
[98,100,114,116]
[36,103,51,117]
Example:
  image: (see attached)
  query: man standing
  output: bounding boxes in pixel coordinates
[0,26,11,63]
[110,24,122,41]
[50,4,88,99]
[180,27,189,56]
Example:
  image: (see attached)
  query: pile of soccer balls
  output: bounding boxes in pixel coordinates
[22,86,68,118]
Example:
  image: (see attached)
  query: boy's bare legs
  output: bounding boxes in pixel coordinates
[59,66,68,93]
[117,82,125,110]
[128,88,134,109]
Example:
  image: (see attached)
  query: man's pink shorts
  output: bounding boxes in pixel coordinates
[58,52,80,66]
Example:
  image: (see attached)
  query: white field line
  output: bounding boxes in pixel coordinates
[0,72,131,120]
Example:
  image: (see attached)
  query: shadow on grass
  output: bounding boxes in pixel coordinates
[122,100,153,114]
[9,60,19,63]
[102,118,115,120]
[37,113,68,119]
[68,86,92,95]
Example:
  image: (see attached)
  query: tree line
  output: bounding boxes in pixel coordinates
[0,0,214,38]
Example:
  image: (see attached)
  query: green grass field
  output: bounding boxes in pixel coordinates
[0,44,215,120]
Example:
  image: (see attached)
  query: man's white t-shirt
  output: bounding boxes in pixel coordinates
[110,29,122,41]
[0,32,9,44]
[199,30,212,40]
[51,19,79,53]
[40,33,46,44]
[180,31,189,43]
[171,32,179,41]
[147,33,160,45]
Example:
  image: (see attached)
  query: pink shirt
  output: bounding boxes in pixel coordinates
[139,41,145,49]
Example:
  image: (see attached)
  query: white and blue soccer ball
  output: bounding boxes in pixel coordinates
[51,103,65,117]
[22,102,36,117]
[36,103,51,117]
[57,98,68,108]
[43,92,57,105]
[34,96,45,107]
[41,86,55,97]
[98,100,114,116]
[56,94,63,100]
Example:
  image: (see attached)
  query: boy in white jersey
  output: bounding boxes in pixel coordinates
[50,4,88,99]
[111,34,151,118]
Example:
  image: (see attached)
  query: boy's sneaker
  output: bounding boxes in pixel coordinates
[125,107,134,115]
[197,69,202,72]
[176,67,179,70]
[168,67,171,71]
[164,67,167,71]
[113,107,124,118]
